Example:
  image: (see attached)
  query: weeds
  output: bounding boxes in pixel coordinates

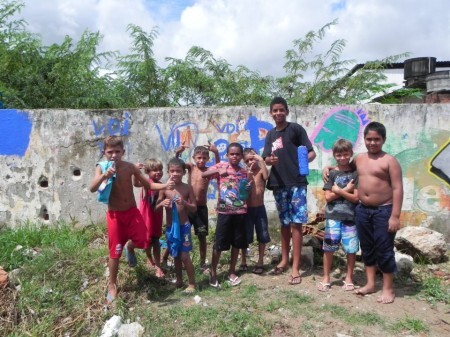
[419,276,450,305]
[392,317,429,333]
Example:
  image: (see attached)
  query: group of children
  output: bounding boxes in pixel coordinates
[90,96,403,306]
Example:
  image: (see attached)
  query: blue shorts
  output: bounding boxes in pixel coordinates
[166,222,193,254]
[355,203,397,273]
[245,206,271,244]
[323,219,359,254]
[273,186,308,226]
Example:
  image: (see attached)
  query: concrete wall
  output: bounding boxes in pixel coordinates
[1,105,449,239]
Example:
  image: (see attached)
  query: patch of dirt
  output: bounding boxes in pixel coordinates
[235,250,450,337]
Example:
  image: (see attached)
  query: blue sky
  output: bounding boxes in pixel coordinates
[17,0,450,82]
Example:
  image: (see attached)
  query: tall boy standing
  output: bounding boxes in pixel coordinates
[262,97,316,285]
[175,144,220,270]
[202,143,249,287]
[354,122,403,304]
[89,136,173,303]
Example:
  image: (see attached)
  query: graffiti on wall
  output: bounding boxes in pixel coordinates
[92,112,131,153]
[430,140,450,185]
[0,109,32,156]
[310,107,371,152]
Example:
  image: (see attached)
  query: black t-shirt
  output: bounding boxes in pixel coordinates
[323,170,358,221]
[262,122,313,190]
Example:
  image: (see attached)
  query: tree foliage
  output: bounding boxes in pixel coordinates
[0,1,413,109]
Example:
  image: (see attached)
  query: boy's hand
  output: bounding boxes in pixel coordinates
[218,168,228,177]
[165,176,175,190]
[388,216,400,232]
[331,183,341,194]
[267,153,278,165]
[175,146,186,157]
[344,179,355,192]
[207,143,218,154]
[161,198,172,208]
[322,166,332,183]
[104,166,116,179]
[135,162,144,169]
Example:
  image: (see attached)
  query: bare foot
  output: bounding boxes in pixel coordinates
[354,285,376,296]
[377,289,395,304]
[155,266,165,279]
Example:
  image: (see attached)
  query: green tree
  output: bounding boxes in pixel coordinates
[278,19,410,105]
[116,24,169,107]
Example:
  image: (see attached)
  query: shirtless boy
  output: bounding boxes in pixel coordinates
[90,136,173,303]
[240,148,271,274]
[354,122,403,304]
[155,158,197,293]
[176,144,220,270]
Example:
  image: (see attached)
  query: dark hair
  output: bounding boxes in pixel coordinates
[143,158,163,174]
[332,139,353,154]
[103,135,124,150]
[168,157,186,171]
[227,142,243,154]
[243,147,256,157]
[193,146,210,157]
[364,122,386,140]
[270,96,289,112]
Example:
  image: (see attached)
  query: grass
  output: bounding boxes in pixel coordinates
[0,222,447,336]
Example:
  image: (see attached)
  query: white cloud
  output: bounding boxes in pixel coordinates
[15,0,450,79]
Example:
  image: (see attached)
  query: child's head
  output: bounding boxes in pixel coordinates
[243,147,258,169]
[103,136,124,161]
[364,122,386,140]
[363,122,386,154]
[332,139,353,167]
[143,158,164,180]
[167,157,186,182]
[192,146,210,168]
[227,143,244,166]
[270,96,289,112]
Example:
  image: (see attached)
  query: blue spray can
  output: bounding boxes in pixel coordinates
[297,146,309,176]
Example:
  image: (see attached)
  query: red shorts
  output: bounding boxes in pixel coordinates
[107,207,148,259]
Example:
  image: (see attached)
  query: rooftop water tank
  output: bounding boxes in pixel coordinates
[426,70,450,93]
[404,57,436,80]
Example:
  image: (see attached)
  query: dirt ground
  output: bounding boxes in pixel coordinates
[226,251,450,337]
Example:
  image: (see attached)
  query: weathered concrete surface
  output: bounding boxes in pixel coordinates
[0,105,449,239]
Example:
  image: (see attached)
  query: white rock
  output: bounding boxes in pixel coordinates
[117,322,144,337]
[100,315,122,337]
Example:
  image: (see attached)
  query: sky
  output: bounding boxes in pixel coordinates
[14,0,450,82]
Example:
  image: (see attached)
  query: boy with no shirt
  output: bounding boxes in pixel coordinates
[176,145,220,270]
[155,158,197,293]
[90,136,174,303]
[354,122,403,304]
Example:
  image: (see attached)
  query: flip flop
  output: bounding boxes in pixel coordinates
[105,292,115,304]
[252,266,264,275]
[238,264,248,272]
[183,287,196,294]
[227,275,242,286]
[342,281,355,291]
[269,266,286,275]
[209,273,220,288]
[317,282,331,292]
[124,246,137,268]
[288,275,302,285]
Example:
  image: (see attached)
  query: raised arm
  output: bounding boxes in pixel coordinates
[208,143,221,164]
[90,164,115,193]
[133,162,145,187]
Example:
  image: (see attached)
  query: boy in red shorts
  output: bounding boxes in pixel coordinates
[90,136,173,303]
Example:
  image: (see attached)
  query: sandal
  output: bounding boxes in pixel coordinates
[227,275,242,286]
[252,266,264,275]
[342,281,355,291]
[269,266,286,275]
[288,275,302,285]
[317,282,331,292]
[238,264,248,272]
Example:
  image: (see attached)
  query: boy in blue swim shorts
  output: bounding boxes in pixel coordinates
[318,139,359,292]
[262,97,316,285]
[156,158,197,293]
